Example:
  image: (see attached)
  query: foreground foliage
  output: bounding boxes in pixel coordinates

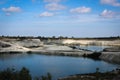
[0,67,52,80]
[0,67,120,80]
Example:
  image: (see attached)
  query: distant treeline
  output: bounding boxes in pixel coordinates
[0,35,120,40]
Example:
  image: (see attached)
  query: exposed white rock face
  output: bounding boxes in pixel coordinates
[0,40,11,48]
[15,39,43,48]
[0,40,30,52]
[0,39,43,52]
[62,39,94,45]
[100,52,120,64]
[43,45,73,50]
[62,39,120,46]
[0,38,120,64]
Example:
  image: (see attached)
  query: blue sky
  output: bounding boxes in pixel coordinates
[0,0,120,37]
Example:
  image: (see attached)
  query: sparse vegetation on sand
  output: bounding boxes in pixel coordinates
[58,68,120,80]
[0,67,52,80]
[0,67,120,80]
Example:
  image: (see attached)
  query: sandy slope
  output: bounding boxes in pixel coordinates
[0,40,30,52]
[62,39,120,46]
[100,52,120,64]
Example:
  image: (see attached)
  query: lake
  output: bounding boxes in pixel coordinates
[79,45,110,51]
[0,53,119,80]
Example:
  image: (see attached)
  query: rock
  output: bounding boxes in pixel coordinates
[15,39,43,48]
[44,45,73,50]
[0,40,11,48]
[103,47,120,52]
[100,52,120,64]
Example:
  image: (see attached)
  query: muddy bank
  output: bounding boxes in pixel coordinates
[100,52,120,64]
[103,47,120,52]
[58,68,120,80]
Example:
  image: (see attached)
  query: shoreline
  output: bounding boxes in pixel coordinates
[0,38,120,64]
[0,49,93,57]
[58,68,120,80]
[0,50,120,65]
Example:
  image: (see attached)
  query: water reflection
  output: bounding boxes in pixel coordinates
[0,53,119,80]
[79,45,109,51]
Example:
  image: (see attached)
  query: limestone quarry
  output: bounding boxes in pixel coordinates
[0,37,120,64]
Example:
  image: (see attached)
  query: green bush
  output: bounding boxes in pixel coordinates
[0,67,52,80]
[0,67,31,80]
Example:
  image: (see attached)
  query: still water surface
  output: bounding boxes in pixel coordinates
[79,45,109,51]
[0,53,119,80]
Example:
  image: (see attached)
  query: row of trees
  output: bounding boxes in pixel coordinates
[1,35,120,40]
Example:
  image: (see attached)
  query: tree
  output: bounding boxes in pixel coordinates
[95,67,100,79]
[19,67,31,80]
[52,36,56,39]
[41,76,47,80]
[47,72,52,80]
[96,67,99,73]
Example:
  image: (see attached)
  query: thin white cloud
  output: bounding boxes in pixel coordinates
[44,0,61,3]
[101,0,120,6]
[2,6,21,13]
[45,3,66,11]
[100,9,115,18]
[5,13,11,16]
[39,11,54,17]
[70,6,91,14]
